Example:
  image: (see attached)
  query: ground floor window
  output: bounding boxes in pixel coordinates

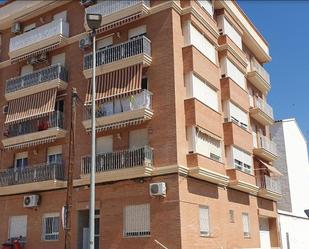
[199,206,210,237]
[42,213,60,241]
[123,203,150,237]
[242,213,251,238]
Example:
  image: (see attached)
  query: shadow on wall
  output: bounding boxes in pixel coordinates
[187,177,219,199]
[227,188,250,205]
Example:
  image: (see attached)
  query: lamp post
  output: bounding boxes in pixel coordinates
[86,13,102,249]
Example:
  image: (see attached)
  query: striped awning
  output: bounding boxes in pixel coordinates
[85,64,143,105]
[5,88,57,124]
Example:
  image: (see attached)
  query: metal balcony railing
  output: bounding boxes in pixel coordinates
[258,136,277,156]
[254,97,274,119]
[84,90,152,120]
[4,111,64,138]
[6,64,68,94]
[81,146,153,175]
[9,19,69,52]
[85,0,150,16]
[0,163,64,187]
[83,36,151,70]
[257,175,281,193]
[250,57,270,84]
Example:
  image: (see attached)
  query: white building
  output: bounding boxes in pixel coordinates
[271,118,309,249]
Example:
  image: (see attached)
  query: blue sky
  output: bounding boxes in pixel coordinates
[238,1,309,141]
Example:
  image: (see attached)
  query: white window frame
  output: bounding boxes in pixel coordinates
[199,206,210,237]
[123,204,150,238]
[42,213,60,241]
[242,213,250,238]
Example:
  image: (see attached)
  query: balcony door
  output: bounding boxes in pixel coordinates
[47,145,62,165]
[259,218,271,249]
[15,152,28,170]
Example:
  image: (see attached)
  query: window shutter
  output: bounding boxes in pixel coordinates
[242,213,250,237]
[199,206,210,236]
[229,102,248,127]
[96,135,113,154]
[124,204,150,237]
[9,216,27,239]
[225,59,245,89]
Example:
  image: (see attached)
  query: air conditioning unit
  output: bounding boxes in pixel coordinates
[27,56,38,65]
[80,0,97,7]
[23,195,40,208]
[79,36,92,49]
[11,22,22,34]
[37,53,48,63]
[149,182,166,197]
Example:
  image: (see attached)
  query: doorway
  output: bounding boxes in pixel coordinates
[77,210,100,249]
[259,217,271,249]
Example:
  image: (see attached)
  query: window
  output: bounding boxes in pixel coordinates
[123,204,150,237]
[42,213,59,241]
[24,23,36,33]
[229,146,252,174]
[197,0,213,16]
[97,36,113,50]
[225,101,248,129]
[15,152,28,170]
[187,73,218,111]
[51,53,65,66]
[184,22,216,64]
[129,129,148,149]
[128,25,147,39]
[187,127,222,161]
[47,146,62,164]
[96,135,113,154]
[220,58,245,89]
[217,15,242,49]
[9,215,27,240]
[242,213,250,238]
[199,206,210,237]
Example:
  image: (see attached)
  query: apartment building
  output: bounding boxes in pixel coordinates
[271,119,309,249]
[0,0,281,248]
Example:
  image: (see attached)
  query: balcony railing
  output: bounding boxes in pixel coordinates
[258,136,277,156]
[9,19,69,52]
[0,163,64,187]
[84,90,152,120]
[81,146,153,175]
[4,111,64,138]
[250,57,270,84]
[257,175,281,193]
[254,97,274,119]
[83,36,151,70]
[6,64,68,94]
[86,0,150,16]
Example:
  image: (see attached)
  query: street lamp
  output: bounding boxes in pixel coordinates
[86,13,102,249]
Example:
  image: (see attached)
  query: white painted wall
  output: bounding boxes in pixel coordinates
[282,119,309,217]
[280,214,309,249]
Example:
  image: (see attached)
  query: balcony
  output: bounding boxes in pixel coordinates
[85,0,150,33]
[9,19,69,61]
[2,111,66,150]
[5,64,68,101]
[80,146,153,183]
[83,90,153,132]
[253,136,278,161]
[247,57,271,93]
[250,97,274,126]
[0,163,65,196]
[257,175,281,201]
[83,36,152,78]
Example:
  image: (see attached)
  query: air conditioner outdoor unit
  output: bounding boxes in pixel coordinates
[37,53,48,62]
[80,0,97,7]
[11,22,22,34]
[27,56,38,65]
[23,195,40,208]
[79,36,92,49]
[149,182,166,197]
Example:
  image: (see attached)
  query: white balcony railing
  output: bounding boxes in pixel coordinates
[81,146,153,175]
[9,19,69,53]
[250,57,270,84]
[258,136,277,156]
[85,0,150,16]
[254,97,274,119]
[257,175,281,193]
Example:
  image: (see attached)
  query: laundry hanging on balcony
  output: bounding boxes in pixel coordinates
[85,64,143,105]
[5,88,57,124]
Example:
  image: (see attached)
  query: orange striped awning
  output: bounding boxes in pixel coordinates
[85,64,143,105]
[5,88,57,124]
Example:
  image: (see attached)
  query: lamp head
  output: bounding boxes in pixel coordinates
[86,13,102,30]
